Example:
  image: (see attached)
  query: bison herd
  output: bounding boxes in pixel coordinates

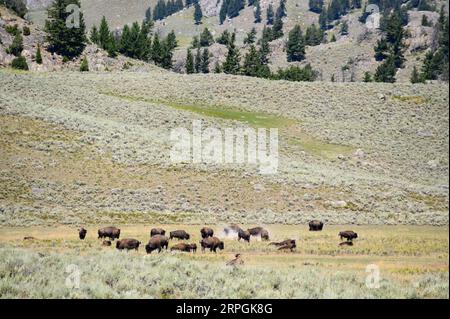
[74,222,359,255]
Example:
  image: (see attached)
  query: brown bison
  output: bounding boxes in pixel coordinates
[339,241,354,246]
[269,239,296,247]
[248,227,270,240]
[278,241,296,252]
[200,236,224,253]
[102,240,112,246]
[339,231,358,241]
[150,228,166,237]
[170,242,197,252]
[145,235,169,254]
[309,220,324,231]
[116,238,141,251]
[98,226,120,240]
[78,228,87,240]
[200,227,214,238]
[169,230,190,240]
[238,229,250,242]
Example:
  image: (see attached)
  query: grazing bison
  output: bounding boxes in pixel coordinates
[171,242,197,252]
[339,241,354,246]
[200,236,224,253]
[169,230,190,240]
[78,228,87,240]
[270,239,296,247]
[339,231,358,241]
[145,235,169,254]
[238,229,250,242]
[98,226,121,240]
[116,238,141,251]
[248,227,270,240]
[150,228,166,237]
[102,240,112,246]
[200,227,214,238]
[309,220,324,231]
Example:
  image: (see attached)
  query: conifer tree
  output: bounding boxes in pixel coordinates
[287,25,305,62]
[244,27,257,45]
[242,44,261,76]
[363,71,372,82]
[194,1,203,24]
[90,25,100,44]
[201,47,210,73]
[185,49,195,73]
[266,4,274,25]
[79,56,89,71]
[7,32,23,56]
[194,47,201,72]
[35,43,42,64]
[374,56,396,83]
[254,1,262,23]
[410,66,424,83]
[166,30,178,51]
[272,15,283,39]
[200,28,214,46]
[45,0,87,58]
[309,0,324,13]
[276,0,287,19]
[222,33,240,74]
[99,16,111,49]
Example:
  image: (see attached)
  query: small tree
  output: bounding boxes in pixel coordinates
[363,72,372,82]
[194,2,203,25]
[201,48,210,73]
[266,4,274,25]
[22,26,30,36]
[11,55,28,70]
[286,25,305,62]
[244,28,257,45]
[90,25,100,44]
[185,49,195,74]
[272,16,284,40]
[374,56,397,83]
[410,66,424,83]
[340,21,349,36]
[7,32,23,56]
[194,47,202,73]
[35,43,43,64]
[254,1,262,23]
[200,28,214,46]
[222,33,240,74]
[80,56,89,71]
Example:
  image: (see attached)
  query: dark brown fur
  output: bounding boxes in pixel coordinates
[116,238,141,251]
[238,229,250,242]
[200,227,214,239]
[200,236,224,253]
[339,231,358,241]
[169,230,190,240]
[78,228,87,240]
[98,226,121,240]
[309,220,324,231]
[150,228,166,237]
[145,235,169,254]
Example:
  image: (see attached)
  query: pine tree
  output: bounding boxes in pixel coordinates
[213,61,222,73]
[200,28,214,46]
[259,37,270,65]
[222,33,240,74]
[266,4,274,25]
[194,47,201,72]
[340,21,349,35]
[35,43,42,64]
[276,0,287,19]
[244,27,257,45]
[374,38,388,61]
[185,49,195,73]
[309,0,324,13]
[11,55,28,70]
[152,34,163,65]
[166,30,178,51]
[201,48,210,73]
[216,30,231,45]
[305,24,323,46]
[219,0,229,24]
[145,6,152,22]
[319,7,328,30]
[242,44,261,76]
[410,66,424,83]
[272,16,283,39]
[79,56,89,71]
[287,25,305,62]
[99,16,111,49]
[254,1,262,23]
[7,32,23,56]
[44,0,87,58]
[90,25,100,44]
[194,1,203,24]
[363,71,372,82]
[374,56,397,83]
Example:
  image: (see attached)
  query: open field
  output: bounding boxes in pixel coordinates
[0,224,448,298]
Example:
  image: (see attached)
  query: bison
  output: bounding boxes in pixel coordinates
[278,241,296,252]
[102,240,112,246]
[226,254,244,266]
[339,231,358,241]
[150,228,166,237]
[169,230,190,240]
[116,238,141,251]
[269,239,296,247]
[98,226,120,240]
[200,227,214,239]
[200,236,224,253]
[248,227,270,240]
[309,220,324,231]
[238,229,250,242]
[170,242,197,252]
[78,228,87,240]
[145,235,169,254]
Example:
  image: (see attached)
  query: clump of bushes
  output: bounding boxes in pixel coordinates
[11,55,28,70]
[22,25,30,36]
[80,57,89,71]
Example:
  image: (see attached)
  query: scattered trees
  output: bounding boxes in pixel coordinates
[286,25,305,62]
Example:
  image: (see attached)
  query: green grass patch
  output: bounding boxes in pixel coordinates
[392,95,429,104]
[289,134,354,159]
[101,91,296,128]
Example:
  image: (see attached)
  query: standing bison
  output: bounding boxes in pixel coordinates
[169,230,190,240]
[200,227,214,238]
[145,235,169,254]
[200,237,224,253]
[248,227,269,241]
[309,220,324,231]
[98,226,121,240]
[238,229,250,242]
[78,228,87,240]
[339,231,358,241]
[116,238,141,251]
[150,228,166,237]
